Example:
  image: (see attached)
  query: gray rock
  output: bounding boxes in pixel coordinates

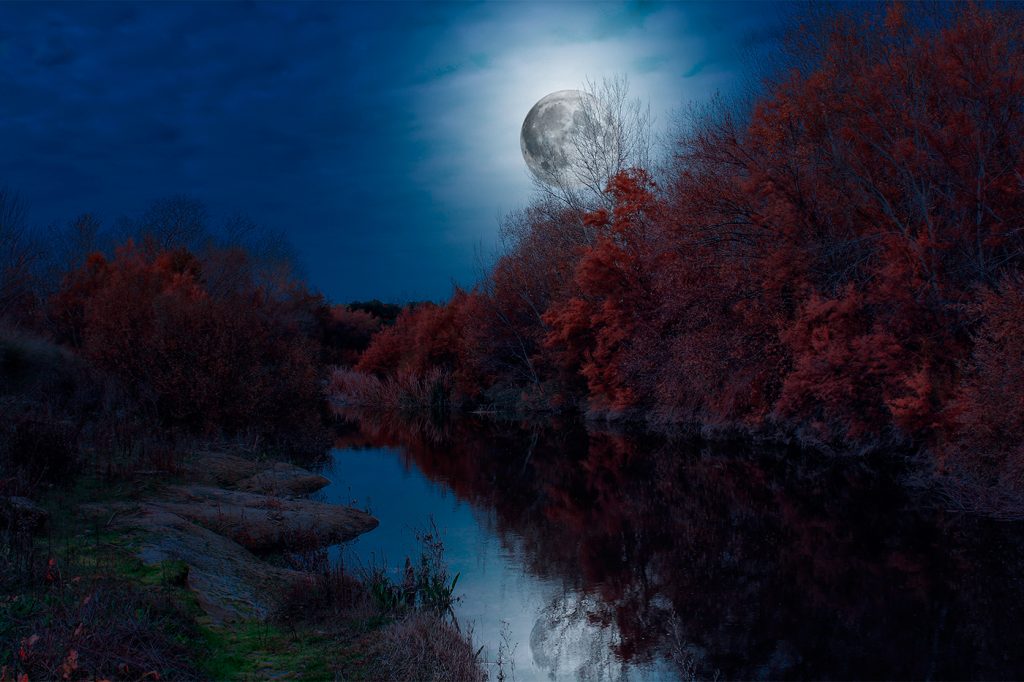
[118,505,305,623]
[153,484,378,552]
[236,463,331,496]
[78,452,377,625]
[184,451,331,495]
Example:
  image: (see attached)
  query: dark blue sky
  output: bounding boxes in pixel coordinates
[0,1,784,302]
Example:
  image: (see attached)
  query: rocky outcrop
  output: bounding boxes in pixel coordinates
[81,451,379,624]
[152,484,378,552]
[103,503,305,623]
[184,451,331,496]
[236,464,331,496]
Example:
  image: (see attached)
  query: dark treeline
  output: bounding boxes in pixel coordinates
[0,197,474,679]
[331,4,1024,513]
[0,193,405,495]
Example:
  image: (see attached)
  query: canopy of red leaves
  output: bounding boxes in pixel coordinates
[342,4,1024,503]
[50,242,323,436]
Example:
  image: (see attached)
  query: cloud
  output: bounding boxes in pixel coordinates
[0,1,783,302]
[406,2,758,254]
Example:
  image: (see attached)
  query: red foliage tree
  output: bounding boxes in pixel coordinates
[943,274,1024,502]
[542,169,657,415]
[317,305,383,366]
[340,3,1024,502]
[754,4,1024,441]
[356,300,463,380]
[50,242,322,436]
[463,202,592,407]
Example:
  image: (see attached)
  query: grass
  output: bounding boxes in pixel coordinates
[1,467,486,681]
[329,367,454,413]
[0,476,204,680]
[272,523,485,681]
[370,613,485,682]
[201,623,339,680]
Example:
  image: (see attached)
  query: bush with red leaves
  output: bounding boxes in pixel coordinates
[50,242,323,439]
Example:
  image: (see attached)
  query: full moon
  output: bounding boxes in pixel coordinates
[521,89,599,186]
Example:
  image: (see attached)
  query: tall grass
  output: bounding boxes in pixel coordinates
[361,523,461,618]
[329,367,453,412]
[0,516,200,681]
[370,612,484,682]
[273,520,483,681]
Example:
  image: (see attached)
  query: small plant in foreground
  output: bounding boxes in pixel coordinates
[365,520,462,618]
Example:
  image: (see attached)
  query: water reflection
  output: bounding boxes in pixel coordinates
[323,410,1024,680]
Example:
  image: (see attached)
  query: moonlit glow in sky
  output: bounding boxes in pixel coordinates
[411,2,776,257]
[0,1,784,302]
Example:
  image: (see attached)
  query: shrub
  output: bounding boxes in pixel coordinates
[369,612,485,682]
[329,367,453,413]
[1,573,200,681]
[50,242,323,440]
[940,275,1024,513]
[275,565,368,628]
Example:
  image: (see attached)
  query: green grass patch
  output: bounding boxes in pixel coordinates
[3,463,479,681]
[200,622,339,680]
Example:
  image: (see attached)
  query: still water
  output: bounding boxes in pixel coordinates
[319,411,1024,680]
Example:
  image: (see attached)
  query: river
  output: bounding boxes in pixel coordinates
[318,411,1024,680]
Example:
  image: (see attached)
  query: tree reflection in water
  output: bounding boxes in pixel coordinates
[334,409,1024,680]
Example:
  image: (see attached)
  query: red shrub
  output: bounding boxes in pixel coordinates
[50,242,322,435]
[356,303,452,377]
[943,275,1024,499]
[542,170,657,415]
[318,305,383,366]
[776,287,908,442]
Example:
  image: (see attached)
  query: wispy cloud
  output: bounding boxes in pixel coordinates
[0,1,782,302]
[406,2,775,252]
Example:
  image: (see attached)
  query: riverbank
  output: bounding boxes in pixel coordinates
[0,447,485,680]
[333,392,1023,521]
[331,409,1024,680]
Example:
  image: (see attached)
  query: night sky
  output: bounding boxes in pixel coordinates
[0,1,784,303]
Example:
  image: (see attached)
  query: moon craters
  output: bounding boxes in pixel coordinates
[521,90,594,185]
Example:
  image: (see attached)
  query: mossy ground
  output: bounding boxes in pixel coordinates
[0,473,402,681]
